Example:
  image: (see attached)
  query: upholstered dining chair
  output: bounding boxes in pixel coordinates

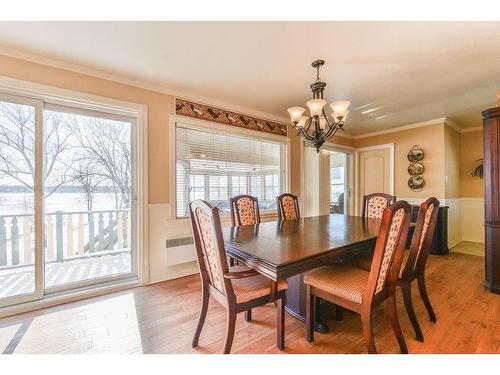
[304,200,412,354]
[276,193,300,221]
[362,193,397,219]
[229,194,261,227]
[189,199,287,354]
[351,197,440,342]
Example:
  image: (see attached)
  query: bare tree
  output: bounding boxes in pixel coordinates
[67,117,131,209]
[70,160,104,211]
[1,103,131,210]
[0,102,75,196]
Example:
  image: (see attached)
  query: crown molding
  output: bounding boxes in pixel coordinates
[0,45,483,140]
[353,117,447,139]
[444,117,461,132]
[333,131,354,139]
[0,45,290,124]
[460,126,483,133]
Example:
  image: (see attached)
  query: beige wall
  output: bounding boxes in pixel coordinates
[460,130,484,198]
[354,123,446,199]
[444,125,461,198]
[0,53,174,204]
[0,53,307,204]
[0,53,307,281]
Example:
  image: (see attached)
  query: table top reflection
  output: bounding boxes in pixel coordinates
[222,214,382,280]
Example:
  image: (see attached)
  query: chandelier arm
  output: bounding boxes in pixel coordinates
[321,108,334,128]
[304,117,313,133]
[297,126,315,141]
[323,121,343,140]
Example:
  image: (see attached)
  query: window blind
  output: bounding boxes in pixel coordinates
[175,123,285,218]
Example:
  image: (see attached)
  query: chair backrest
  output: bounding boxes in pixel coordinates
[229,195,261,227]
[402,197,440,277]
[189,200,234,300]
[364,201,412,302]
[362,193,397,219]
[277,193,300,221]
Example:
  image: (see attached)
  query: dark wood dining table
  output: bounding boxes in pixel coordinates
[222,214,387,332]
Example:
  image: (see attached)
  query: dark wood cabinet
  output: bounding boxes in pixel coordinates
[482,107,500,294]
[409,205,449,255]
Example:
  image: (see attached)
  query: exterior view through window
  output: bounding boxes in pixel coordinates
[0,95,138,306]
[43,107,134,290]
[329,151,347,214]
[176,123,285,218]
[0,99,36,300]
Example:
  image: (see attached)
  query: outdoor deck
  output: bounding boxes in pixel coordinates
[0,253,131,298]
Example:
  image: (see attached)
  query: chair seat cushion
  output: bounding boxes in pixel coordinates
[351,249,410,277]
[304,265,369,304]
[230,265,287,304]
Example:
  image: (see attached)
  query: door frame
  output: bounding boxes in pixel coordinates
[354,143,395,216]
[0,76,149,314]
[0,92,44,308]
[322,143,355,216]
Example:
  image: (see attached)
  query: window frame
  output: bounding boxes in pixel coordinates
[172,114,290,221]
[0,75,149,314]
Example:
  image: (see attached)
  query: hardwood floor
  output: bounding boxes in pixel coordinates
[0,251,498,354]
[451,241,485,257]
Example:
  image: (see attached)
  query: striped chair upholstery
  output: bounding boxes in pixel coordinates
[231,265,287,303]
[189,199,287,354]
[303,201,412,354]
[351,197,441,343]
[304,265,368,304]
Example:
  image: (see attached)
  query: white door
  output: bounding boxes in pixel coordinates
[357,145,393,215]
[0,94,44,307]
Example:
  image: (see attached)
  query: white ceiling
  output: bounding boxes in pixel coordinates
[0,21,498,135]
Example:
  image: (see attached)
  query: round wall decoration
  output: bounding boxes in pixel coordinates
[408,175,425,191]
[407,145,425,192]
[408,162,424,175]
[407,145,424,162]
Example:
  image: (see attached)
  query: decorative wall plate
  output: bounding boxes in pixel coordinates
[407,146,424,162]
[408,162,424,175]
[408,175,425,191]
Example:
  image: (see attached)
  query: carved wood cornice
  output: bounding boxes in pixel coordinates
[175,98,288,136]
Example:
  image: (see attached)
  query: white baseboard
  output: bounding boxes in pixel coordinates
[149,261,199,284]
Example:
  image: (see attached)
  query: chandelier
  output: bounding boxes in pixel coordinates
[287,59,350,152]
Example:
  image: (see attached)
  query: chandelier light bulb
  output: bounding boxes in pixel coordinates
[306,99,326,117]
[296,116,308,128]
[330,100,351,122]
[287,107,305,124]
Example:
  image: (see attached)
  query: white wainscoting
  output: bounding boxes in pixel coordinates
[148,203,198,284]
[399,197,484,248]
[446,198,463,249]
[147,203,281,284]
[459,198,485,243]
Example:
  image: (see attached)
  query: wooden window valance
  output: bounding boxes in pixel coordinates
[175,98,288,136]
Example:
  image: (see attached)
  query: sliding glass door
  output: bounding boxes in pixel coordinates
[42,105,137,292]
[0,92,139,307]
[0,94,43,307]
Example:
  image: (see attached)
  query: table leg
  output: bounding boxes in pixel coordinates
[284,273,329,333]
[314,297,330,333]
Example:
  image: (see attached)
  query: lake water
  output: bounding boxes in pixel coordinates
[0,192,119,216]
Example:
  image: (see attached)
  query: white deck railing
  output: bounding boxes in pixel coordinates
[0,209,131,269]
